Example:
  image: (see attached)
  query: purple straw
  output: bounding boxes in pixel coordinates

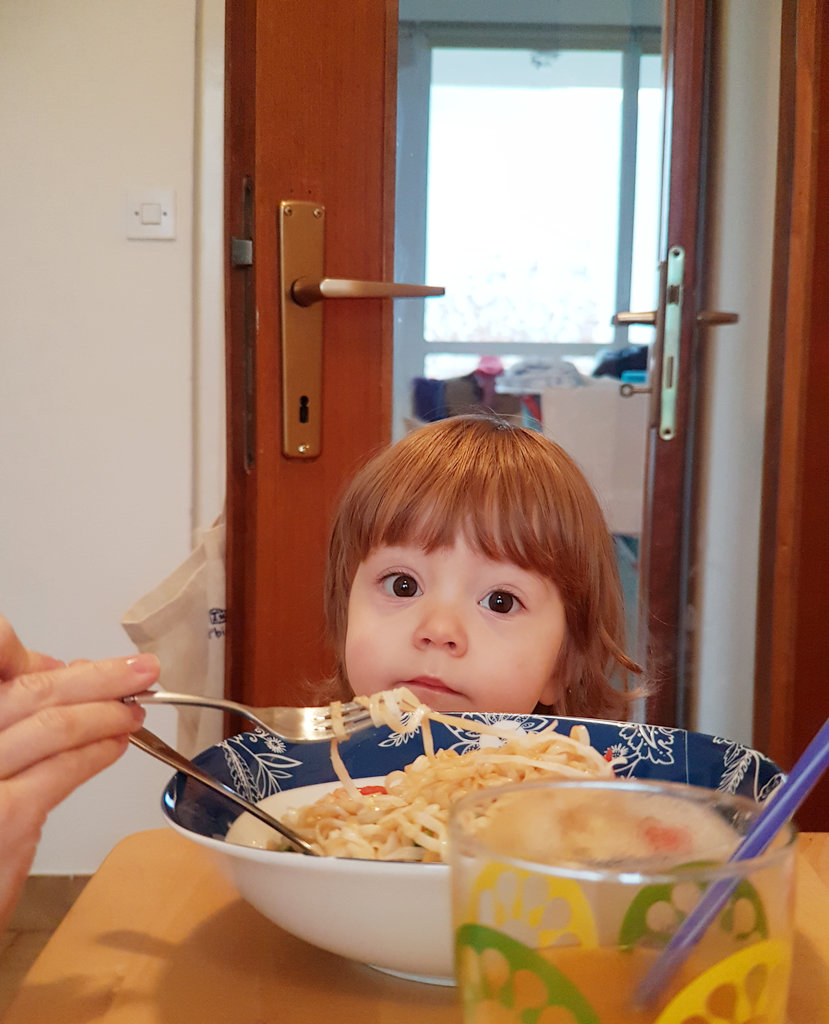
[634,715,829,1009]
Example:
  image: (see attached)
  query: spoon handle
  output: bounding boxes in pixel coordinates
[129,726,318,856]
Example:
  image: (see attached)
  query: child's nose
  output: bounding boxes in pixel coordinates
[414,602,467,655]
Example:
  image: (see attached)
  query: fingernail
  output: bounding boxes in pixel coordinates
[125,652,160,681]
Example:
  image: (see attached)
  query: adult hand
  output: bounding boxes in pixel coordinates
[0,615,158,932]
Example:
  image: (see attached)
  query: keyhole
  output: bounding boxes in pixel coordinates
[299,395,310,423]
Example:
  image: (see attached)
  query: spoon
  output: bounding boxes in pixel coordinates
[129,726,319,856]
[634,716,829,1008]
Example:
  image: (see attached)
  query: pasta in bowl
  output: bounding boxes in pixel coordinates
[161,694,783,984]
[228,694,616,862]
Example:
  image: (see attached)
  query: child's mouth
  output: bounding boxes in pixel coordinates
[396,677,462,698]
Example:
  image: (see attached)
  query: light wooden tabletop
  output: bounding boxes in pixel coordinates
[4,829,828,1023]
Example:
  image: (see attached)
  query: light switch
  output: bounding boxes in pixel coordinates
[127,190,176,240]
[140,202,163,225]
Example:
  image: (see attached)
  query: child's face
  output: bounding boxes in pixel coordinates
[344,535,566,713]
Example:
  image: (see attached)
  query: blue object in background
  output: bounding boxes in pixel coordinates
[412,378,448,421]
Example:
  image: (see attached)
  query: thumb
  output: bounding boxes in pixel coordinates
[0,618,64,681]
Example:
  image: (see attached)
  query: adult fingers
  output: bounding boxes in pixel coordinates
[0,735,131,853]
[0,616,37,681]
[15,734,130,810]
[0,700,145,781]
[24,652,66,673]
[0,616,80,680]
[0,653,159,732]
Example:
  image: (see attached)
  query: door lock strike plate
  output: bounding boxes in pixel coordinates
[659,246,685,441]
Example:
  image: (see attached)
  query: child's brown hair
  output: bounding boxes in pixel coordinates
[324,414,641,720]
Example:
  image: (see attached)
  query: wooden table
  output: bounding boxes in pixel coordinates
[4,830,828,1022]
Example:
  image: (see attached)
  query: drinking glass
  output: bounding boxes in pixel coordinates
[449,779,796,1024]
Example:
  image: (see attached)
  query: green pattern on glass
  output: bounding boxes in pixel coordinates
[716,877,768,942]
[456,922,600,1024]
[618,882,678,949]
[617,862,769,950]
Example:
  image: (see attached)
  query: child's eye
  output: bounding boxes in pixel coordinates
[381,573,421,598]
[482,590,519,614]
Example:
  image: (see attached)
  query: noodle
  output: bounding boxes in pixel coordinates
[275,689,616,863]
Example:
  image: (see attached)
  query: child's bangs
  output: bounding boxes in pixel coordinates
[462,474,562,576]
[367,461,559,576]
[363,471,473,552]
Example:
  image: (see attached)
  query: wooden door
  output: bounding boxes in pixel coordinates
[224,0,397,706]
[223,0,711,726]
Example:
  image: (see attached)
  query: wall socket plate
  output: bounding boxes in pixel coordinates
[126,189,176,240]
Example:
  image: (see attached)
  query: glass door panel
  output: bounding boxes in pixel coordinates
[394,6,664,692]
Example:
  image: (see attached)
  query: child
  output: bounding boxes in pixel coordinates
[324,414,641,721]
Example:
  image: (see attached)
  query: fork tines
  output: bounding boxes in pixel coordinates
[316,702,373,735]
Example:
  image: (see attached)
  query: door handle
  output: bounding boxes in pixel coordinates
[615,306,739,404]
[612,310,657,398]
[278,200,444,458]
[291,277,444,307]
[612,249,681,439]
[613,251,739,439]
[615,309,739,327]
[696,310,739,326]
[612,310,657,327]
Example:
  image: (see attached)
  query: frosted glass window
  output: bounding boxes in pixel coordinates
[423,48,661,348]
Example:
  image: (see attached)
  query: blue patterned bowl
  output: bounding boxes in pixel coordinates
[161,714,783,984]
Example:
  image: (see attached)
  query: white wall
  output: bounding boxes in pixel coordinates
[691,0,781,744]
[0,0,225,873]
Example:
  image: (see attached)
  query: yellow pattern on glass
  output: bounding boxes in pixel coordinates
[470,863,598,949]
[653,940,791,1024]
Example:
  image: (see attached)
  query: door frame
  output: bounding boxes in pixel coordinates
[223,0,256,701]
[638,0,710,726]
[754,0,829,830]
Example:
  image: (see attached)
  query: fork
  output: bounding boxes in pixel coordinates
[124,690,373,743]
[128,726,318,855]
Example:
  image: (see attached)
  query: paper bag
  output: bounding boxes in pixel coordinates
[121,510,226,757]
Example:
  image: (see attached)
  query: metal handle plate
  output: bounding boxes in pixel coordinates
[658,246,684,440]
[278,201,443,458]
